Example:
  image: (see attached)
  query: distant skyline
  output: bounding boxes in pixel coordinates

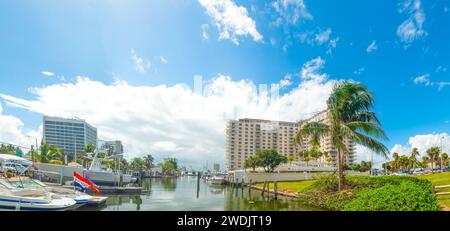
[1,0,450,169]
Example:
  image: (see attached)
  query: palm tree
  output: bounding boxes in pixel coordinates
[409,148,420,171]
[391,152,400,172]
[442,153,449,168]
[421,156,430,169]
[298,81,389,191]
[143,154,154,170]
[34,142,64,163]
[426,147,441,173]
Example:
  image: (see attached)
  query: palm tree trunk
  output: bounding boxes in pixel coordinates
[337,149,344,191]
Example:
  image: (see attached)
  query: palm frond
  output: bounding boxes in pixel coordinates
[354,132,389,158]
[300,122,330,147]
[345,121,388,140]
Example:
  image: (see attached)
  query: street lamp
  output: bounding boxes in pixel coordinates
[27,135,39,162]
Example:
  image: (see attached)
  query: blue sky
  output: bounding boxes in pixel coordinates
[1,0,449,168]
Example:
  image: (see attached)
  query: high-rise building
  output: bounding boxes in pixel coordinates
[225,111,356,171]
[100,140,124,156]
[226,118,301,171]
[301,111,356,167]
[43,116,97,160]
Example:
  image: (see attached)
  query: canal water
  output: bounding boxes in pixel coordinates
[80,176,318,211]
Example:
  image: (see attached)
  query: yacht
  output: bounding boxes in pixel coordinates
[84,150,134,186]
[0,179,76,211]
[208,174,225,185]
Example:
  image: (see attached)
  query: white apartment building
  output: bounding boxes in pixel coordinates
[226,111,356,171]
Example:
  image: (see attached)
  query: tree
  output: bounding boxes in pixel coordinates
[421,156,430,169]
[143,154,154,170]
[442,153,449,167]
[130,157,146,171]
[298,81,389,191]
[160,158,178,175]
[352,164,362,172]
[77,143,96,166]
[255,149,287,173]
[244,156,259,172]
[409,148,420,171]
[288,156,296,165]
[0,144,17,154]
[34,142,64,163]
[426,147,441,173]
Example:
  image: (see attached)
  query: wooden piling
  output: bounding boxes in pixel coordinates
[261,180,267,196]
[274,181,278,200]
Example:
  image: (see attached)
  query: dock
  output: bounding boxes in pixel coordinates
[50,184,143,195]
[44,182,143,195]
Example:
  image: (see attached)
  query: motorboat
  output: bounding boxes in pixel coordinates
[186,172,196,176]
[3,178,92,208]
[0,179,76,211]
[208,174,225,185]
[85,150,134,186]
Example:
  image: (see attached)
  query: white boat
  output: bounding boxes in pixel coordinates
[208,175,225,185]
[186,172,196,176]
[4,178,92,208]
[0,180,76,211]
[85,150,134,186]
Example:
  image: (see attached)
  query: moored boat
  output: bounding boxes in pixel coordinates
[208,175,225,185]
[0,180,76,211]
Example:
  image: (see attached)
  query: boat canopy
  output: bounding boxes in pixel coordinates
[0,154,32,166]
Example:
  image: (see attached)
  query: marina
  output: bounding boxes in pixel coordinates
[76,176,318,211]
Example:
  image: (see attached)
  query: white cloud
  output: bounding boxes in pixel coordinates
[435,65,447,73]
[413,74,450,91]
[354,67,365,75]
[355,144,388,167]
[413,74,431,85]
[315,28,332,45]
[201,24,209,40]
[130,49,150,73]
[272,0,312,25]
[41,71,55,77]
[366,40,378,53]
[0,103,41,150]
[0,58,337,168]
[279,73,293,88]
[160,56,168,64]
[326,37,339,55]
[198,0,263,45]
[397,0,427,44]
[390,133,450,158]
[300,57,327,81]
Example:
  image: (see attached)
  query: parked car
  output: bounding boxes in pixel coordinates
[0,162,27,175]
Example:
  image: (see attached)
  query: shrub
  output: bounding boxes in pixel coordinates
[302,174,437,211]
[49,160,63,165]
[309,174,339,192]
[343,181,440,211]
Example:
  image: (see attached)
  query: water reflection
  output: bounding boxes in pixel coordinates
[160,177,177,191]
[82,176,317,211]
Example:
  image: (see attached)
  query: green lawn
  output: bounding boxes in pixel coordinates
[417,172,450,209]
[255,180,316,193]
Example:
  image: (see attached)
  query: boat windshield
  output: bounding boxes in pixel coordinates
[0,179,44,189]
[0,179,15,190]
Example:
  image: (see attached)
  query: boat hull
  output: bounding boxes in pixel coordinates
[85,171,133,186]
[0,196,76,211]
